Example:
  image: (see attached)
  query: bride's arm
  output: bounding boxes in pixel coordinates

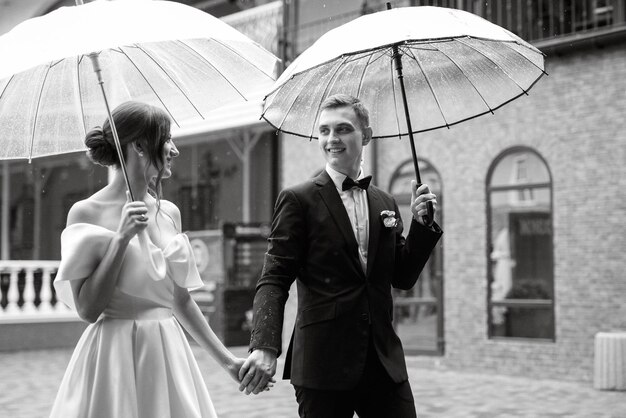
[161,200,244,381]
[68,199,148,323]
[173,286,243,382]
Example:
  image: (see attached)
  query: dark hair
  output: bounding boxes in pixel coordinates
[85,101,172,199]
[320,94,370,131]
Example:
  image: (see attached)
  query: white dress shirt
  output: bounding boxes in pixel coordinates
[326,164,370,273]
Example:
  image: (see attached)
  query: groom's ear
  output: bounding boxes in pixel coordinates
[362,127,372,146]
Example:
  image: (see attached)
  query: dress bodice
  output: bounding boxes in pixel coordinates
[54,223,203,314]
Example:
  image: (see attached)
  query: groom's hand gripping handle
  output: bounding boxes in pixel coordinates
[411,181,436,227]
[419,184,435,226]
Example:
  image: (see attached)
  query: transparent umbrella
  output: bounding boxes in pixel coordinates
[0,0,279,280]
[0,0,279,165]
[262,3,546,223]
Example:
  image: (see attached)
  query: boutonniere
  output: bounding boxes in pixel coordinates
[380,210,398,228]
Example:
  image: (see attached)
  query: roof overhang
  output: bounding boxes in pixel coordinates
[172,97,271,145]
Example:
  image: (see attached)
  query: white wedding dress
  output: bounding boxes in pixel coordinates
[50,223,217,418]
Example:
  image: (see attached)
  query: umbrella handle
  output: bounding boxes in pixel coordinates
[138,229,167,281]
[424,201,434,227]
[417,183,435,227]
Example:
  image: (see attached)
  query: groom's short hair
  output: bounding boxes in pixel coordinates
[320,94,370,131]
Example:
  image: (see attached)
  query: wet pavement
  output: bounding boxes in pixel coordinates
[1,346,624,418]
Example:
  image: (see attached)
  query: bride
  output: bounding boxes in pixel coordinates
[50,101,266,417]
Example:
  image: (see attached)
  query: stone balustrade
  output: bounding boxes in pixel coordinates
[0,260,77,323]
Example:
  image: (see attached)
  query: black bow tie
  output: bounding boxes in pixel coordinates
[342,175,372,191]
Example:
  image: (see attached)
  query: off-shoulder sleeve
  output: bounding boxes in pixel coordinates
[163,233,204,289]
[54,223,115,310]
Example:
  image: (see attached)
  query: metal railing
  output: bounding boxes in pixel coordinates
[435,0,626,42]
[286,0,626,57]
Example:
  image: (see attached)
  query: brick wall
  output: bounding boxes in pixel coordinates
[279,42,626,382]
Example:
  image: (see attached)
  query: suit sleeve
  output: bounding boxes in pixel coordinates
[391,200,443,290]
[249,189,306,356]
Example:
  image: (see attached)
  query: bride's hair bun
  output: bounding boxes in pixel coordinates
[85,126,117,166]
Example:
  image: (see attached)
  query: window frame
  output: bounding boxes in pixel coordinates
[485,146,556,342]
[388,158,445,355]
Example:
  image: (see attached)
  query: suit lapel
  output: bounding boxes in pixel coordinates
[316,172,361,264]
[366,186,385,278]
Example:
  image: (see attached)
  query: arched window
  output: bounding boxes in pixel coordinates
[486,147,555,340]
[389,159,444,354]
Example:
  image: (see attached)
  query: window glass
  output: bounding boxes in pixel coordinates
[162,132,277,232]
[389,159,444,354]
[488,149,554,340]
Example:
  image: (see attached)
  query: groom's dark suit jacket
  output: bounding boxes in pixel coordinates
[249,170,442,390]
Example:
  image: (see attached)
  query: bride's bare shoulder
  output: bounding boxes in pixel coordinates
[66,195,118,227]
[159,199,180,217]
[158,199,182,232]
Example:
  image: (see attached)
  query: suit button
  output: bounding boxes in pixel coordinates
[361,313,369,322]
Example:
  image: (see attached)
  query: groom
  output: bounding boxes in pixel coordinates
[239,94,442,417]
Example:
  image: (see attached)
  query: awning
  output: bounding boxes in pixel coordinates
[172,96,270,142]
[171,1,282,143]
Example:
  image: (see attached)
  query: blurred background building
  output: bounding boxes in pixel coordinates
[0,0,625,385]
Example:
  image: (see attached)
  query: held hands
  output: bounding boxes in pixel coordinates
[225,357,247,383]
[223,354,276,393]
[411,181,437,226]
[238,348,277,395]
[117,191,149,243]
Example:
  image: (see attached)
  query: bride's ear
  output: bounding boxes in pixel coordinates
[132,142,144,157]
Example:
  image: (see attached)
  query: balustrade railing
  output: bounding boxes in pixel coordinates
[0,261,77,323]
[287,0,626,57]
[424,0,626,43]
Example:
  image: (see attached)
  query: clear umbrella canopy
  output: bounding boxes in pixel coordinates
[262,6,545,140]
[0,0,278,160]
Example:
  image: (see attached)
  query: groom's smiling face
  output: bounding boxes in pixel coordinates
[317,106,371,178]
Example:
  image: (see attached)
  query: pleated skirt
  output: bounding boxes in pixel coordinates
[50,315,217,418]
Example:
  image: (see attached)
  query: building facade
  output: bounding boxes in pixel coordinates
[280,0,626,382]
[1,0,625,383]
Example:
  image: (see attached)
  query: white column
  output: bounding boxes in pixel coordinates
[227,132,263,223]
[226,137,245,220]
[22,268,36,313]
[6,269,20,313]
[1,161,9,260]
[191,143,199,204]
[241,132,263,223]
[39,268,53,313]
[242,133,251,223]
[32,168,42,260]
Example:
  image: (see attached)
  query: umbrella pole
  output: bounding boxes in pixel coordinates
[392,45,434,226]
[89,52,167,281]
[88,53,135,201]
[387,2,433,225]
